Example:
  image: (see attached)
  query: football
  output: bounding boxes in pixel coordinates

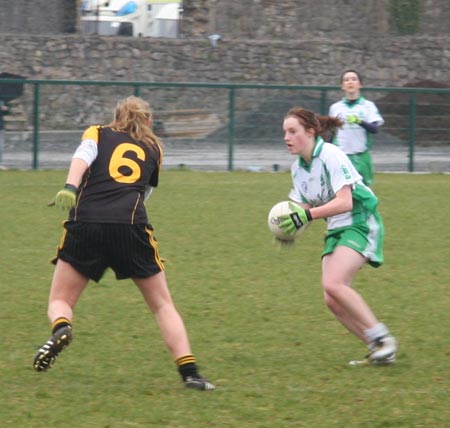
[267,201,310,241]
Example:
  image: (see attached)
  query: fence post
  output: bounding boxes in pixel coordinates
[32,83,40,170]
[228,87,235,171]
[408,94,416,173]
[320,89,328,115]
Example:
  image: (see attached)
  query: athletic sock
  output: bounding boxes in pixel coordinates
[51,317,72,334]
[364,323,389,347]
[175,354,199,381]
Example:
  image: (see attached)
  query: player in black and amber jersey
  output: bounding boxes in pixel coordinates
[33,96,215,391]
[71,124,161,224]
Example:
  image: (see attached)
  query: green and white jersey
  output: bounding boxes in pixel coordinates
[288,137,379,230]
[329,96,384,154]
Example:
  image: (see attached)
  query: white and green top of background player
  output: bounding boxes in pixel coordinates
[328,70,384,186]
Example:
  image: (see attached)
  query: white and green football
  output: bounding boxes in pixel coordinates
[267,201,310,241]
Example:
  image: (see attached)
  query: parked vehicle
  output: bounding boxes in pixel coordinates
[80,0,181,37]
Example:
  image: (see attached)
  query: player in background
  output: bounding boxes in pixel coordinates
[278,107,397,365]
[328,70,384,186]
[33,96,215,391]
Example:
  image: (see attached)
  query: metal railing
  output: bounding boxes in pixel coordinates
[1,78,449,172]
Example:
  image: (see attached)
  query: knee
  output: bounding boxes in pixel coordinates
[322,278,343,300]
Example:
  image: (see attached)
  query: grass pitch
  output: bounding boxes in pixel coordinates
[0,170,449,428]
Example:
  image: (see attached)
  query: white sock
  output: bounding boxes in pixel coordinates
[364,323,389,346]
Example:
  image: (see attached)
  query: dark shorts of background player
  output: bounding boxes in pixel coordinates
[53,221,165,282]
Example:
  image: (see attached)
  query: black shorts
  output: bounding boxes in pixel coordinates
[54,221,165,282]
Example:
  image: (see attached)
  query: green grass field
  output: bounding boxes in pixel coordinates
[1,170,449,428]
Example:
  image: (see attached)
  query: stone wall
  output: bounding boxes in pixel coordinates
[1,32,449,130]
[1,0,450,38]
[1,31,448,85]
[0,1,449,131]
[182,0,450,38]
[0,0,78,34]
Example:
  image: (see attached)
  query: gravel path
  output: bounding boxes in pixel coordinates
[1,133,449,173]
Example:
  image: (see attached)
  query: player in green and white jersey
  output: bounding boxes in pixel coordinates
[328,70,384,186]
[278,107,397,366]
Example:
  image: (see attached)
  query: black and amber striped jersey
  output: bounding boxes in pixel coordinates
[70,125,162,224]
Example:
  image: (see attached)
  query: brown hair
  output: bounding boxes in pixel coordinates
[108,96,162,150]
[285,107,343,141]
[340,69,362,83]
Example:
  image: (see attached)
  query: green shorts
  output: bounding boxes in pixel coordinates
[322,214,384,267]
[347,151,373,186]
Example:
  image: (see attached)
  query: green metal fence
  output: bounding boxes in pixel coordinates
[1,78,449,172]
